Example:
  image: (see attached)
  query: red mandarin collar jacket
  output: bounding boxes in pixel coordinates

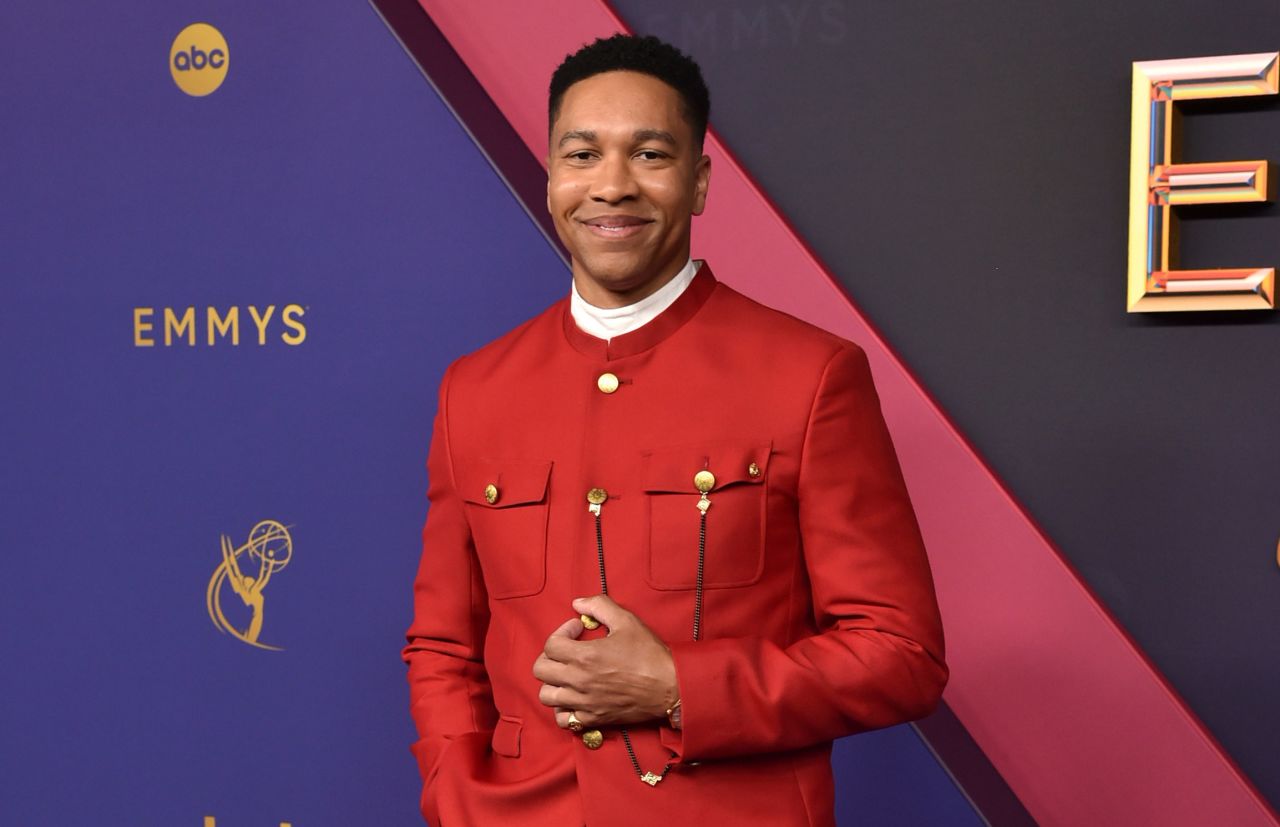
[404,264,947,826]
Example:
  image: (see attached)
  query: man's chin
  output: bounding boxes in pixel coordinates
[573,259,653,296]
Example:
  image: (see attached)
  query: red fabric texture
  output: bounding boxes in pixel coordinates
[404,266,946,826]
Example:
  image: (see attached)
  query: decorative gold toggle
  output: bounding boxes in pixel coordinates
[580,614,601,630]
[694,470,715,512]
[640,772,663,786]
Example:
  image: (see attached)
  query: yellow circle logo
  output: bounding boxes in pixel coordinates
[170,23,229,97]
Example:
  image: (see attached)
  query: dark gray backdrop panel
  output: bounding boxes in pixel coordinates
[613,0,1280,809]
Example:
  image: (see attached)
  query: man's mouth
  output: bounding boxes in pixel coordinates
[579,215,652,238]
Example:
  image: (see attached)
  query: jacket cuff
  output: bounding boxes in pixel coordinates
[665,638,741,762]
[658,721,684,759]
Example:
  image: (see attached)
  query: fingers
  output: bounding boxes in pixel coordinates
[554,707,595,730]
[547,615,585,640]
[537,599,641,731]
[532,653,581,688]
[543,615,591,664]
[534,650,592,728]
[543,632,586,664]
[571,594,631,632]
[538,681,589,710]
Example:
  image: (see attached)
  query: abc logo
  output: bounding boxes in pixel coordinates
[170,23,229,97]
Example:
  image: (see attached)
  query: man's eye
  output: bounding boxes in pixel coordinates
[636,151,664,161]
[569,151,594,161]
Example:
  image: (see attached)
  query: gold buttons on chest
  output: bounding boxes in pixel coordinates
[586,486,608,518]
[747,461,761,478]
[597,372,619,394]
[693,470,716,493]
[582,729,604,749]
[483,483,499,504]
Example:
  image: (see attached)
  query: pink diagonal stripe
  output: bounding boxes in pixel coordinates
[417,2,1278,824]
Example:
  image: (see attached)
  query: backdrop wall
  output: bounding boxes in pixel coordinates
[2,1,979,825]
[5,1,1278,824]
[612,0,1280,806]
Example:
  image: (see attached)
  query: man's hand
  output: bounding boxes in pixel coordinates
[533,595,679,730]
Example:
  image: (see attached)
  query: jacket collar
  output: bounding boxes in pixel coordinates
[561,261,718,361]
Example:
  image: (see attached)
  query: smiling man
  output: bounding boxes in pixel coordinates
[404,34,947,827]
[547,68,708,307]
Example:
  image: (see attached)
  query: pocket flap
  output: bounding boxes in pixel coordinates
[642,440,772,494]
[492,716,522,758]
[459,460,552,507]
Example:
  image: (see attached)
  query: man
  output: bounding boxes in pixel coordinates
[404,34,946,827]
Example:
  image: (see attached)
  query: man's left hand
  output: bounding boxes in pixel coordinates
[533,595,679,730]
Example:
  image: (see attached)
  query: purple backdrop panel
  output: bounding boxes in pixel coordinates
[1,1,562,824]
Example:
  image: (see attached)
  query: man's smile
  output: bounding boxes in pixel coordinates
[577,214,654,239]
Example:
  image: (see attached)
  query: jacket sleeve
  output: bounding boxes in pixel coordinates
[402,360,497,822]
[662,343,947,762]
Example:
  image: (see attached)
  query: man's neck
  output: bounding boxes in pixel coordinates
[570,259,700,342]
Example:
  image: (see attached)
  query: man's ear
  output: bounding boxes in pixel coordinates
[692,153,711,216]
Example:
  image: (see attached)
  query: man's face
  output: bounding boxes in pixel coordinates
[548,70,711,308]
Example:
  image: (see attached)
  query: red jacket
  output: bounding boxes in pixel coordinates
[404,264,947,826]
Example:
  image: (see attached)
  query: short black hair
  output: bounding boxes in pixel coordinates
[548,34,710,150]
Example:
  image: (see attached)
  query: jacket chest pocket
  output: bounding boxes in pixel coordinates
[642,441,771,591]
[460,459,552,599]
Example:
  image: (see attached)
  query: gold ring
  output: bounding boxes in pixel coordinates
[567,712,584,732]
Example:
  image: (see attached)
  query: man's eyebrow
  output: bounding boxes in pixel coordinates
[633,128,677,145]
[556,128,679,148]
[557,129,596,147]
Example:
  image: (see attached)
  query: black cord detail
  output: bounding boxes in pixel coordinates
[591,502,703,785]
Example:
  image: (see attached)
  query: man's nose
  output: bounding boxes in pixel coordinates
[589,154,638,203]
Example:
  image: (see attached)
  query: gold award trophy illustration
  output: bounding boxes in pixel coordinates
[206,520,293,650]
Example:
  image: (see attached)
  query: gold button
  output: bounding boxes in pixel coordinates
[747,462,761,478]
[597,373,619,394]
[580,614,600,630]
[587,487,608,505]
[693,470,716,493]
[484,483,499,504]
[582,729,604,749]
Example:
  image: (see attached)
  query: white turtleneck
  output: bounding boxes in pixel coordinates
[570,259,701,341]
